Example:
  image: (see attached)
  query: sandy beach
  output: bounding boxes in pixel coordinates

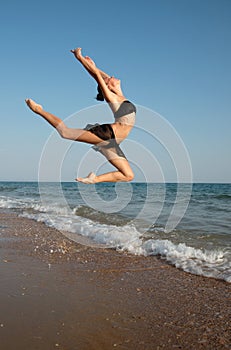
[0,211,230,349]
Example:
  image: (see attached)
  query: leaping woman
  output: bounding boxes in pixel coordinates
[25,48,136,184]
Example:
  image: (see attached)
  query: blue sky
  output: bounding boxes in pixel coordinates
[0,0,230,182]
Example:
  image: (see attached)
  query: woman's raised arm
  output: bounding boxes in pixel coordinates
[71,48,110,79]
[71,48,115,102]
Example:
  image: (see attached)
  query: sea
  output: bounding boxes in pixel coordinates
[0,181,230,283]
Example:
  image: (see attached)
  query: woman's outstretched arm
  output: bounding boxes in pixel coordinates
[71,48,115,102]
[71,48,110,80]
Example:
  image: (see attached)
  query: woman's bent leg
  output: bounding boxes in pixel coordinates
[77,157,134,183]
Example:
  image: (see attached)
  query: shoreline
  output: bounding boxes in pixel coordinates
[1,211,230,349]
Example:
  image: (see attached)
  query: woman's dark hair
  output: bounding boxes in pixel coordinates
[96,85,104,101]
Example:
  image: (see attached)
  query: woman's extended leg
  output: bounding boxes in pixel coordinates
[77,157,134,183]
[25,99,104,144]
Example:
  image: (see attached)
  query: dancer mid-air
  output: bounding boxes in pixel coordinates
[25,48,136,184]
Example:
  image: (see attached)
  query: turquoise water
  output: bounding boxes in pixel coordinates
[0,182,230,282]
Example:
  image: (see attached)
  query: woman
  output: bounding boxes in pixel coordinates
[25,48,136,184]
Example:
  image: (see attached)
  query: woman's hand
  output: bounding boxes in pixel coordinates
[71,49,96,66]
[70,47,83,61]
[71,48,98,73]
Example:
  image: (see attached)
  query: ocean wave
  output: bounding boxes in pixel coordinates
[0,196,72,215]
[20,209,231,283]
[0,185,18,192]
[74,205,130,226]
[140,239,230,283]
[0,196,129,226]
[190,193,231,202]
[0,196,26,209]
[1,191,230,283]
[213,194,231,200]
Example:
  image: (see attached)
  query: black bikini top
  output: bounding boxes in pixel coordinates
[114,100,136,120]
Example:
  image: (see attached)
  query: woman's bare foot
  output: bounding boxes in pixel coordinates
[25,99,43,114]
[76,172,96,184]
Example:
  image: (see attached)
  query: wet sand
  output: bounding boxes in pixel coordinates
[0,212,230,349]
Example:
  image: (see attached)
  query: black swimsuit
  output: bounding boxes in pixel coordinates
[114,100,136,120]
[84,100,136,160]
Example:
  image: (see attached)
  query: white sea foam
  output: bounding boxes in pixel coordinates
[0,196,72,215]
[1,194,230,283]
[20,208,231,283]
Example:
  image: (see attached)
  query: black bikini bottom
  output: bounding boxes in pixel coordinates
[84,123,126,160]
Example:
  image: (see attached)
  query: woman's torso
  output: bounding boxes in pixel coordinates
[109,99,136,142]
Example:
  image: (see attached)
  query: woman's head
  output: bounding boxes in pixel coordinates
[96,77,122,101]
